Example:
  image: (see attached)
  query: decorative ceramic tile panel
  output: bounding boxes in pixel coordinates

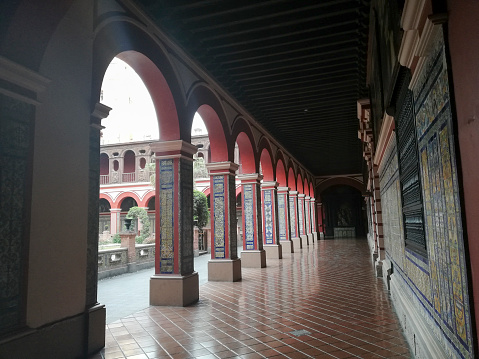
[229,176,237,258]
[159,159,174,274]
[243,184,255,250]
[412,32,472,358]
[0,94,34,334]
[179,158,193,275]
[278,194,287,241]
[298,198,304,236]
[263,190,273,244]
[304,201,311,234]
[213,175,225,258]
[289,197,297,237]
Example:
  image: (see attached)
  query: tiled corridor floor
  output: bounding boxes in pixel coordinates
[91,239,411,358]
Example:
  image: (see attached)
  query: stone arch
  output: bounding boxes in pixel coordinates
[297,173,304,193]
[139,190,156,208]
[288,166,297,190]
[275,153,287,187]
[316,177,365,196]
[309,183,315,199]
[92,20,185,141]
[304,177,310,196]
[231,119,257,174]
[112,192,141,210]
[258,137,275,181]
[186,85,230,163]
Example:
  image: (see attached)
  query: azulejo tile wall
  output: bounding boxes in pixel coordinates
[213,175,225,258]
[159,159,174,274]
[0,94,34,334]
[179,159,193,275]
[278,194,287,240]
[263,190,274,244]
[413,32,472,357]
[298,198,304,236]
[289,196,297,237]
[243,184,255,250]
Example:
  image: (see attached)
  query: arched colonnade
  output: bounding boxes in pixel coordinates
[91,14,319,305]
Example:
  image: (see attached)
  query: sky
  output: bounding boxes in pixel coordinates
[100,57,207,145]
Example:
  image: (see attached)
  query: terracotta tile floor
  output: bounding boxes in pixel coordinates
[90,239,411,358]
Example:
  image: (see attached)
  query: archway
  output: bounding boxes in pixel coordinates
[321,185,366,238]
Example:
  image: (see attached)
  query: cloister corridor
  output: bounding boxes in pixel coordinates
[90,239,411,359]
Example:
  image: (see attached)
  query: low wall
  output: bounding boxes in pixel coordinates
[98,243,155,280]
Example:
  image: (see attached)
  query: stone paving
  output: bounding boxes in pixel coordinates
[92,239,411,358]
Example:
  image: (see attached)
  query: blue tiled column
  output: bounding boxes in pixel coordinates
[261,181,282,259]
[239,173,266,268]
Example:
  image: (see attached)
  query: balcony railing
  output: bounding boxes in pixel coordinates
[100,175,109,185]
[122,172,136,183]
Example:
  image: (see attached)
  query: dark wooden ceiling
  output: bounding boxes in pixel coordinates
[133,0,371,176]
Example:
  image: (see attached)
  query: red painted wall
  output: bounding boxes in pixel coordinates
[447,0,479,346]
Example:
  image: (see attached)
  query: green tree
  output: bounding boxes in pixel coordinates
[193,190,209,230]
[127,206,151,243]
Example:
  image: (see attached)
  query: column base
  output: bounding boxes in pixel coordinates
[307,233,314,244]
[292,237,302,249]
[150,272,199,306]
[88,303,106,355]
[375,258,383,278]
[263,244,282,259]
[279,240,294,253]
[301,234,309,245]
[320,232,324,239]
[208,258,242,282]
[241,250,266,268]
[312,232,318,242]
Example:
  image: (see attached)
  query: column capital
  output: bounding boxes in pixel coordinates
[206,161,238,175]
[289,190,299,196]
[277,186,290,193]
[90,102,111,130]
[310,197,316,203]
[261,181,278,189]
[150,140,197,160]
[298,193,306,199]
[305,196,311,201]
[109,208,122,213]
[237,173,263,183]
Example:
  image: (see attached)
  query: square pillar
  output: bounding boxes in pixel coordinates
[316,201,324,239]
[298,194,309,245]
[277,187,294,253]
[261,181,282,259]
[289,191,302,250]
[310,198,318,242]
[206,162,242,281]
[305,196,314,244]
[149,140,199,306]
[239,174,266,268]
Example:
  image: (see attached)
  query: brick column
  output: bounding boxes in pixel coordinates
[289,190,302,249]
[206,162,241,281]
[238,173,266,268]
[261,181,282,259]
[310,198,318,242]
[149,140,199,306]
[109,208,121,235]
[277,187,294,253]
[298,194,308,245]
